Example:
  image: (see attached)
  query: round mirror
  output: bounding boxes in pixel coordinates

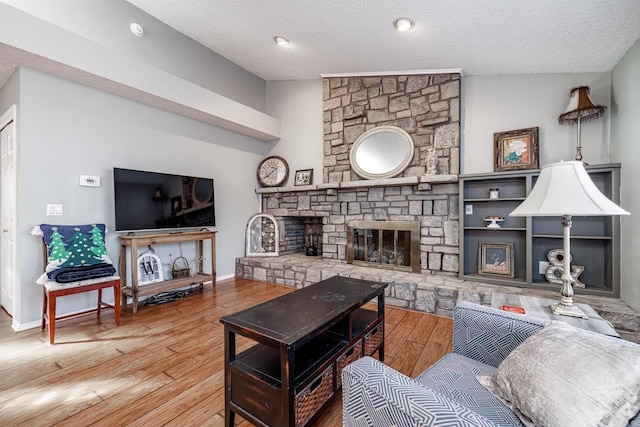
[350,126,414,179]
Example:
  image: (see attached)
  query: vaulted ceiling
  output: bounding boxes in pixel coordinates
[125,0,640,80]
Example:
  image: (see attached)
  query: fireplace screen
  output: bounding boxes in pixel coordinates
[347,220,420,272]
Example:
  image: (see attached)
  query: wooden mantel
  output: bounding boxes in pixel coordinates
[255,174,458,194]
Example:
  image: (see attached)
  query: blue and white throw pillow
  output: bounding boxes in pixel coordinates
[33,224,115,284]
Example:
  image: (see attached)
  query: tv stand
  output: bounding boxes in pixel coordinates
[119,230,217,313]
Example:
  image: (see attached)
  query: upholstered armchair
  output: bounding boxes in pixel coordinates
[342,301,640,426]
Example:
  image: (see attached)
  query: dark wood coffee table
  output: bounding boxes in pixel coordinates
[220,276,387,427]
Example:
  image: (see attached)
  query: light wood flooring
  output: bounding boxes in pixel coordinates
[0,277,453,426]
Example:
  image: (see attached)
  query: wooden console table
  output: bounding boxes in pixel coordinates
[220,276,387,427]
[119,230,216,313]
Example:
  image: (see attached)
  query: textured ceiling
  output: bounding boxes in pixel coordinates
[125,0,640,81]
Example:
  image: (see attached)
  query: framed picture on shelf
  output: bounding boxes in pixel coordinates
[294,169,313,186]
[478,242,515,278]
[494,127,539,172]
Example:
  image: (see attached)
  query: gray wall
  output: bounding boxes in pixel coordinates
[1,0,266,111]
[14,67,265,326]
[612,38,640,311]
[462,73,611,173]
[266,73,613,176]
[265,80,324,185]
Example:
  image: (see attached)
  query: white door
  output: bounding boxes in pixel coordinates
[1,106,17,317]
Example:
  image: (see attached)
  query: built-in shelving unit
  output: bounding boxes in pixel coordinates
[459,164,621,297]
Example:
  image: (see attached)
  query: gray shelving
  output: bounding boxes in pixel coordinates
[459,164,621,297]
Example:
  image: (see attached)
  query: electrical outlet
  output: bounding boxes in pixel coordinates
[465,204,473,215]
[539,261,550,274]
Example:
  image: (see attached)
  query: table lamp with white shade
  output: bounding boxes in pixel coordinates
[510,160,629,318]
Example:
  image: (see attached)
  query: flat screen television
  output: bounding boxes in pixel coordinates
[113,167,215,233]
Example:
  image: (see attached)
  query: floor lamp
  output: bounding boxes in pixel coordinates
[510,161,629,318]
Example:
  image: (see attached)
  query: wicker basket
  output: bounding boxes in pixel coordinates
[295,365,334,427]
[336,342,362,388]
[364,323,384,356]
[172,256,191,279]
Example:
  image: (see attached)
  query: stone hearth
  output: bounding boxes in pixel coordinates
[235,254,640,343]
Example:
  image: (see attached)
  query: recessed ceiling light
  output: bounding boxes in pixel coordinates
[274,36,290,46]
[393,17,415,31]
[130,22,144,37]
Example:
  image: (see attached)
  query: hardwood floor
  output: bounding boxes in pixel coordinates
[0,278,453,426]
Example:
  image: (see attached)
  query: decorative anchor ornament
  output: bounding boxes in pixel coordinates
[544,249,585,288]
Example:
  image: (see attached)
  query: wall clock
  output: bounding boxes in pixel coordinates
[257,156,289,187]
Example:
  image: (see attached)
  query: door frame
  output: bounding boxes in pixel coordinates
[0,104,19,330]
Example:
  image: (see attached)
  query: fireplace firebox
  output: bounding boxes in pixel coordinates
[347,220,420,272]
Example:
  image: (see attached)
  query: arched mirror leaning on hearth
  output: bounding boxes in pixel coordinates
[245,213,280,257]
[350,125,414,180]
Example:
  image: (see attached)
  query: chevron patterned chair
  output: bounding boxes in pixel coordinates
[342,301,640,426]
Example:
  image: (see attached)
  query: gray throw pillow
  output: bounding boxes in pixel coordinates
[478,320,640,427]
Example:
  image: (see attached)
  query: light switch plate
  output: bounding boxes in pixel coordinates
[46,204,63,216]
[465,204,473,215]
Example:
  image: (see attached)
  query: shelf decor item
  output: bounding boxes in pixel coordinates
[483,216,505,228]
[245,213,280,257]
[294,169,313,186]
[544,248,585,288]
[558,86,606,164]
[257,155,289,187]
[171,256,191,279]
[489,188,499,199]
[494,127,539,172]
[138,252,164,285]
[510,160,629,318]
[478,241,515,278]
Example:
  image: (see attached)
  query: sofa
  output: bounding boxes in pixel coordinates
[342,301,640,426]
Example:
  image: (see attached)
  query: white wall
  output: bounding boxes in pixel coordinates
[612,38,640,311]
[13,67,266,328]
[462,73,611,174]
[265,80,324,186]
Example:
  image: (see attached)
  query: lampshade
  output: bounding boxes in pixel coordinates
[510,160,629,217]
[558,86,606,125]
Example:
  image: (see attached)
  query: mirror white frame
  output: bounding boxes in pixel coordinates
[245,213,280,257]
[350,126,415,180]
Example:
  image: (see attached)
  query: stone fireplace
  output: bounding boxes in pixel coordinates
[252,71,463,274]
[257,176,459,276]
